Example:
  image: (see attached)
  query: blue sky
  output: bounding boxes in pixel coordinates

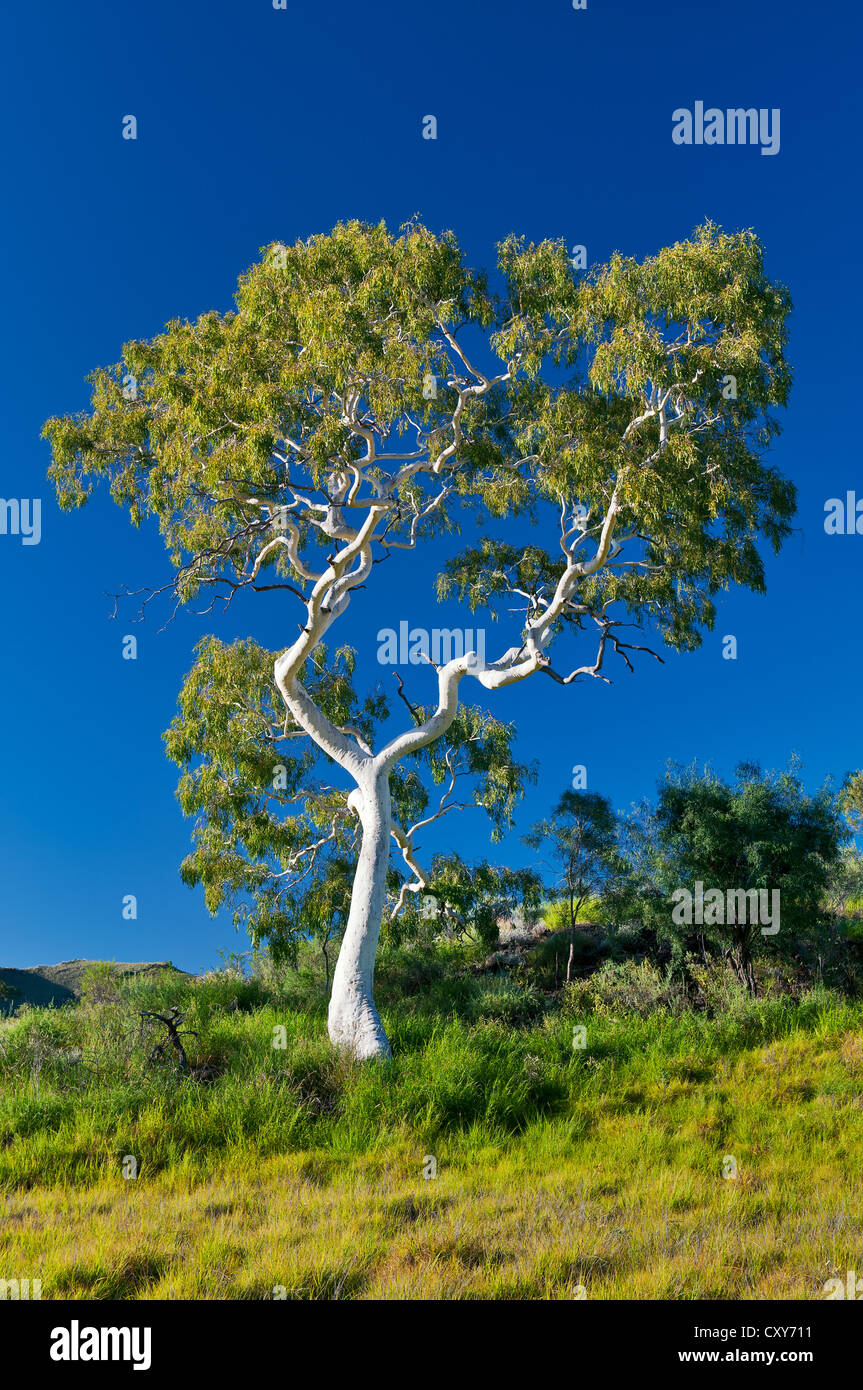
[1,0,860,971]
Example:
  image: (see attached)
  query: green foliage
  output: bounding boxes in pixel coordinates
[562,958,687,1020]
[636,761,848,990]
[163,635,364,939]
[391,852,544,951]
[543,894,607,927]
[472,977,546,1026]
[526,791,625,917]
[80,962,122,1005]
[825,846,863,919]
[43,217,797,669]
[42,220,501,570]
[443,220,795,652]
[43,218,796,966]
[531,922,612,987]
[840,770,863,832]
[162,628,532,951]
[1,956,859,1197]
[525,790,630,982]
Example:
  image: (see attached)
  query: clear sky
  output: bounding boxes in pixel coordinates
[1,0,860,971]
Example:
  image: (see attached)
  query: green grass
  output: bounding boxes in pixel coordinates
[1,952,861,1298]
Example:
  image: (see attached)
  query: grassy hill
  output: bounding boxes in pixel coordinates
[0,946,861,1298]
[0,960,190,1015]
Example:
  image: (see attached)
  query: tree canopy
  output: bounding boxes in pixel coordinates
[43,217,796,1055]
[638,761,847,991]
[525,790,625,981]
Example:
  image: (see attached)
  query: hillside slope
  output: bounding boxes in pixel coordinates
[0,959,189,1013]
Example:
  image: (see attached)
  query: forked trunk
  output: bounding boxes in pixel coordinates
[328,770,392,1059]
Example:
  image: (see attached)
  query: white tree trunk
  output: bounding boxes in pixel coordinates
[328,770,393,1059]
[270,457,625,1063]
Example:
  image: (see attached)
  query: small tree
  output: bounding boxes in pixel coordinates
[645,762,847,992]
[525,790,624,982]
[80,961,122,1005]
[396,851,544,952]
[44,219,794,1057]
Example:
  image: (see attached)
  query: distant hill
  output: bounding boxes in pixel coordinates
[0,960,190,1015]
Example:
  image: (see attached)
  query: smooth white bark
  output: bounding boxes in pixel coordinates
[327,774,393,1059]
[259,305,665,1059]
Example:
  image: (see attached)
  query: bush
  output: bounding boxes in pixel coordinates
[530,926,611,987]
[80,962,122,1005]
[687,956,809,1017]
[561,959,686,1020]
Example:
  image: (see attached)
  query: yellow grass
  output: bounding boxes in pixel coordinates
[3,1027,861,1300]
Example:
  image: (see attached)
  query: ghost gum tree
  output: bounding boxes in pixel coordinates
[44,219,794,1059]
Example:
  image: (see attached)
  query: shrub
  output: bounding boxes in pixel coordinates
[530,925,611,988]
[80,962,122,1005]
[687,956,807,1017]
[562,959,685,1020]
